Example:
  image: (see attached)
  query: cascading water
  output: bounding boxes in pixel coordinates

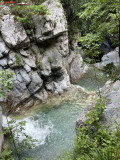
[19,102,84,160]
[3,67,108,160]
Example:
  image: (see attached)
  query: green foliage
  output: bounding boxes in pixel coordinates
[4,120,37,151]
[59,98,120,160]
[11,4,50,31]
[25,29,32,35]
[31,0,46,5]
[60,0,85,42]
[62,60,65,66]
[15,54,23,67]
[77,0,119,59]
[1,119,37,160]
[0,70,36,160]
[0,150,14,160]
[104,63,120,81]
[56,4,62,8]
[24,158,33,160]
[48,56,53,63]
[0,70,14,97]
[37,61,42,68]
[40,49,45,55]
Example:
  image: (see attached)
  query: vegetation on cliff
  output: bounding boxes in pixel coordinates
[59,98,120,160]
[0,70,36,160]
[61,0,119,60]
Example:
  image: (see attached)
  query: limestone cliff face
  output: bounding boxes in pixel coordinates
[0,0,85,111]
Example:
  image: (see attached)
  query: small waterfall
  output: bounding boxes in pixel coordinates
[2,115,55,146]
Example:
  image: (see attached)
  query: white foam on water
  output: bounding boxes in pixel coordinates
[2,115,11,127]
[2,115,55,146]
[22,117,54,146]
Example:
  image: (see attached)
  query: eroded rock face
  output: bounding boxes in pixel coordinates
[32,0,67,43]
[0,0,76,111]
[0,15,30,49]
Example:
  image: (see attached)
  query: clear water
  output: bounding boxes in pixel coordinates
[20,102,84,160]
[77,67,108,91]
[7,67,108,160]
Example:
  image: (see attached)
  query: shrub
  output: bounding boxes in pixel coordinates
[103,62,120,81]
[37,61,42,68]
[48,56,53,63]
[15,54,23,67]
[11,4,50,32]
[58,97,120,160]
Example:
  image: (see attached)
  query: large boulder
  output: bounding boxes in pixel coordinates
[0,15,30,49]
[95,47,120,69]
[32,0,67,43]
[69,54,88,83]
[100,40,113,55]
[100,80,120,130]
[0,58,7,67]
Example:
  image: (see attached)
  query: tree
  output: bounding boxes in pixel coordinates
[0,70,36,160]
[60,0,88,46]
[77,0,120,60]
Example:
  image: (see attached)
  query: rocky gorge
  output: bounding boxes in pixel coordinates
[0,0,87,154]
[0,0,120,158]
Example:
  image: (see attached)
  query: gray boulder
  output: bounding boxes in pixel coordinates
[101,80,120,130]
[100,40,113,55]
[12,79,31,107]
[0,37,9,58]
[32,0,67,43]
[95,47,120,69]
[53,69,70,95]
[69,54,85,83]
[41,54,51,77]
[28,72,43,94]
[1,6,11,15]
[20,70,31,86]
[24,64,31,73]
[23,55,37,69]
[76,80,120,132]
[34,88,48,103]
[1,15,30,49]
[0,58,7,67]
